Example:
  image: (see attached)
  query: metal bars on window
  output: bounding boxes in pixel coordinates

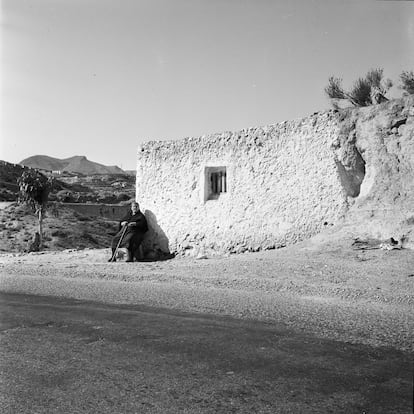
[210,171,227,194]
[204,166,227,201]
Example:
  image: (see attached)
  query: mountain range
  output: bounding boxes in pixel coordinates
[19,155,125,175]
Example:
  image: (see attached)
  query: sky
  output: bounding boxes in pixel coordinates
[1,0,413,170]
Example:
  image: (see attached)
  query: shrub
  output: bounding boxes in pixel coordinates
[399,70,414,95]
[78,215,92,222]
[0,188,16,201]
[56,190,75,203]
[349,77,372,107]
[116,192,131,202]
[325,68,392,107]
[51,230,68,237]
[81,231,98,244]
[325,77,346,100]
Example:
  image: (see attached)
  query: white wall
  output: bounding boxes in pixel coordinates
[137,96,414,255]
[136,111,348,256]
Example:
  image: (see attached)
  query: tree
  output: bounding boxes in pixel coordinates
[17,170,54,250]
[399,70,414,95]
[325,68,392,108]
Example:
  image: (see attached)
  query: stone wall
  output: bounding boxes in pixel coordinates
[61,203,129,221]
[136,96,414,255]
[136,112,349,256]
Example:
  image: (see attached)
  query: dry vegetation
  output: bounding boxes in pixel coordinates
[0,203,118,253]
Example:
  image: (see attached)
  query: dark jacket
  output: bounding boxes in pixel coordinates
[119,210,148,235]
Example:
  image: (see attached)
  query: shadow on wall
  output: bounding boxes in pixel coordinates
[333,118,366,198]
[141,209,174,261]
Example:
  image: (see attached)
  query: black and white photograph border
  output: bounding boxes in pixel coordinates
[1,1,413,413]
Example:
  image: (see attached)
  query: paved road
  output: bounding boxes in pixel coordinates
[0,292,412,414]
[1,271,412,352]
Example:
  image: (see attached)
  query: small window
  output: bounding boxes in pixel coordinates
[205,166,227,200]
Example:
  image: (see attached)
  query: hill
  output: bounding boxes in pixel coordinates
[20,155,125,175]
[0,161,27,201]
[0,160,82,202]
[0,160,135,203]
[0,202,118,253]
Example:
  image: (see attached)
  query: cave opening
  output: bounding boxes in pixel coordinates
[335,148,366,198]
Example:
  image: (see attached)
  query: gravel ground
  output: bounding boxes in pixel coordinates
[1,239,413,352]
[1,292,412,414]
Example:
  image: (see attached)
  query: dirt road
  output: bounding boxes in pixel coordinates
[1,292,412,414]
[0,243,413,352]
[0,242,413,412]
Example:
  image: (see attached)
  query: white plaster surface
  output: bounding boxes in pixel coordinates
[136,96,414,255]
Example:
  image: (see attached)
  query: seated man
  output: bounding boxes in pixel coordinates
[109,201,148,262]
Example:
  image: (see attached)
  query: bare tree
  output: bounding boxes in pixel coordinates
[18,170,54,250]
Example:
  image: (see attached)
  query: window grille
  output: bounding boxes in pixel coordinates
[210,171,227,194]
[205,166,227,201]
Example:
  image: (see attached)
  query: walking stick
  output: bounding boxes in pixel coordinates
[110,224,128,262]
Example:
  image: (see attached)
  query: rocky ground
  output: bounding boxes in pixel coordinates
[0,203,118,253]
[1,236,413,352]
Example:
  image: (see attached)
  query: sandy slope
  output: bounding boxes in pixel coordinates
[0,203,118,253]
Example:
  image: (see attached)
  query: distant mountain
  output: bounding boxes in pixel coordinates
[0,160,71,201]
[19,155,125,175]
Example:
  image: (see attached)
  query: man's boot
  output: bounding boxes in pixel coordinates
[126,249,133,262]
